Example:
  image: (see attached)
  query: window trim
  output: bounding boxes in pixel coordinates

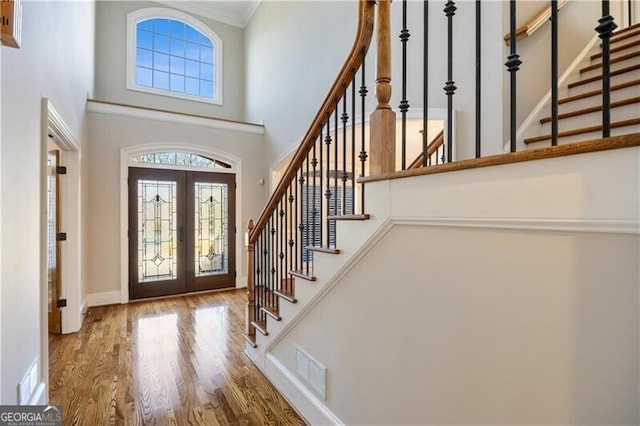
[126,8,223,105]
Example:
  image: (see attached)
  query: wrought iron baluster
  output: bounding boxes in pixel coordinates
[318,136,323,248]
[444,0,457,162]
[400,0,410,170]
[351,76,356,215]
[596,0,616,137]
[551,0,559,146]
[304,155,310,275]
[506,0,522,152]
[279,199,284,295]
[475,0,482,157]
[324,122,331,245]
[333,106,339,246]
[359,56,368,214]
[423,0,429,166]
[298,168,304,274]
[341,91,349,215]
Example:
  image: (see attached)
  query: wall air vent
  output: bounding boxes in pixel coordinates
[294,345,327,400]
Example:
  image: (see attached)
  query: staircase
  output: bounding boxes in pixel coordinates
[242,2,640,422]
[524,22,640,145]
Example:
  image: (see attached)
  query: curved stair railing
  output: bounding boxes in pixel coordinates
[244,0,376,346]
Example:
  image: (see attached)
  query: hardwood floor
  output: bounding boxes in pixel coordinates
[49,289,306,425]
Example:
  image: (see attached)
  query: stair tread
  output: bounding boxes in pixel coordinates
[260,306,282,321]
[251,320,269,336]
[243,333,257,348]
[289,270,316,282]
[525,117,640,144]
[560,79,640,105]
[613,22,640,37]
[568,63,640,89]
[540,96,640,123]
[592,39,640,60]
[306,246,340,254]
[581,50,640,73]
[609,27,640,45]
[327,214,371,220]
[273,288,298,303]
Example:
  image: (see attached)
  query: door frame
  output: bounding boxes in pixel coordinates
[40,98,82,404]
[119,143,244,303]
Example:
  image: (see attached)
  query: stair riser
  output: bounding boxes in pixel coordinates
[541,103,640,134]
[610,29,640,46]
[580,55,640,80]
[558,84,640,113]
[592,39,640,61]
[569,72,640,96]
[526,125,640,146]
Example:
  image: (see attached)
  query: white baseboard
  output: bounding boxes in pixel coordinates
[260,353,344,426]
[28,382,46,405]
[86,291,121,307]
[236,275,247,288]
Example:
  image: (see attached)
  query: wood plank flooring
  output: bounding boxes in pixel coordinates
[49,289,306,425]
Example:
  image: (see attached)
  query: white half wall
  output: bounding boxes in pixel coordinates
[256,146,640,424]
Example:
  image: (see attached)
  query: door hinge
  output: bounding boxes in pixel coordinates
[56,166,67,175]
[56,232,67,241]
[56,299,67,308]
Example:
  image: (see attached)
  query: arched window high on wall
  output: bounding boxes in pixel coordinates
[127,8,223,104]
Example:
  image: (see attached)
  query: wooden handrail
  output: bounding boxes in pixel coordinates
[407,130,445,169]
[249,0,375,244]
[504,0,568,45]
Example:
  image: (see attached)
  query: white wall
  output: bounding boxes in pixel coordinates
[244,1,358,169]
[85,109,267,299]
[94,1,245,121]
[256,146,640,424]
[0,1,95,404]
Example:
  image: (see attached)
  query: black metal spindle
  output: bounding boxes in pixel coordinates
[506,0,522,152]
[423,0,429,166]
[279,199,284,295]
[400,0,410,170]
[298,168,304,273]
[311,141,317,252]
[317,137,323,248]
[551,0,559,146]
[333,106,338,245]
[288,185,294,283]
[272,209,277,302]
[304,155,310,275]
[351,77,356,215]
[475,0,481,157]
[341,91,348,215]
[324,122,332,245]
[597,0,616,138]
[444,0,457,162]
[359,56,368,214]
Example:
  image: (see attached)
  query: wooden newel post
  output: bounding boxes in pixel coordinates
[245,220,255,337]
[370,0,396,175]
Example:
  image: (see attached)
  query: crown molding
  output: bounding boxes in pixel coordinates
[154,0,261,28]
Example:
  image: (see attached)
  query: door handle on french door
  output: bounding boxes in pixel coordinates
[179,227,185,242]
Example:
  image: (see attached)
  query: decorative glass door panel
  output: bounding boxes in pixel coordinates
[129,167,235,300]
[186,171,236,292]
[194,182,228,276]
[138,180,178,282]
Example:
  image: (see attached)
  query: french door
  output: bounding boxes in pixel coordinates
[128,167,236,300]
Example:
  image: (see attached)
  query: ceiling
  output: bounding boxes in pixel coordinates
[156,1,261,28]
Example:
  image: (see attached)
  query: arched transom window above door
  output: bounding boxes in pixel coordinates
[130,152,232,169]
[127,8,223,104]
